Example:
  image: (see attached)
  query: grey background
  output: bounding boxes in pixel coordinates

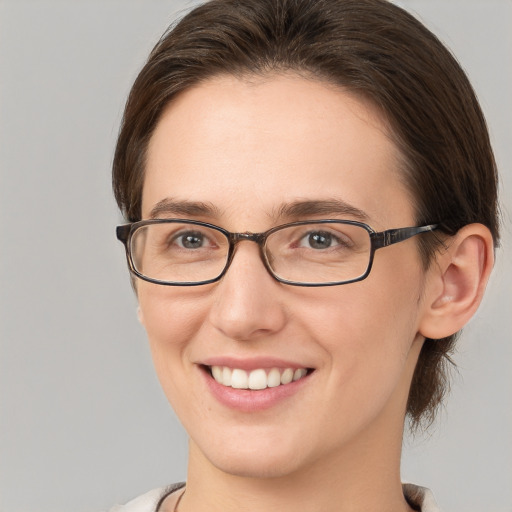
[0,1,510,511]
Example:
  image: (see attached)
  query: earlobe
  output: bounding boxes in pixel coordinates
[419,224,494,340]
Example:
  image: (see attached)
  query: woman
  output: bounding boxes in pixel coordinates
[112,0,499,510]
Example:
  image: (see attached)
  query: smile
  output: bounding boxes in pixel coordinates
[209,366,309,390]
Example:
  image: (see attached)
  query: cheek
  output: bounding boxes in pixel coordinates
[137,285,208,391]
[297,259,422,344]
[295,257,424,394]
[139,284,209,337]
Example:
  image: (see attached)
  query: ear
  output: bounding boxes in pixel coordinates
[419,224,494,339]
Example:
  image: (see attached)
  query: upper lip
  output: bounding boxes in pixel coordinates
[199,356,313,371]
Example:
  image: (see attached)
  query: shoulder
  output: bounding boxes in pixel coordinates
[108,483,185,512]
[403,483,440,512]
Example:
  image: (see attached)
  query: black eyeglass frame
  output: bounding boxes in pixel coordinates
[116,219,439,287]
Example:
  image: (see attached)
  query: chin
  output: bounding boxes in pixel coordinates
[191,430,313,480]
[208,449,305,479]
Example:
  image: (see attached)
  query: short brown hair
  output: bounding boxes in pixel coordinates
[113,0,500,429]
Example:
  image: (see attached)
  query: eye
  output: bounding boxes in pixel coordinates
[174,230,208,249]
[299,231,340,250]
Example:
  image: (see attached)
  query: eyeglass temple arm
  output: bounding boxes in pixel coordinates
[372,224,438,250]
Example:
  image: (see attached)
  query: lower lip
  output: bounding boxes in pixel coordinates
[201,367,312,412]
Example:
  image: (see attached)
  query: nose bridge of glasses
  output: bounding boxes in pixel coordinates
[230,231,266,245]
[226,231,271,276]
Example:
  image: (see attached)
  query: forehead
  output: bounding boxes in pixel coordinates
[143,73,414,230]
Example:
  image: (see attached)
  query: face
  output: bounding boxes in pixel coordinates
[139,74,429,479]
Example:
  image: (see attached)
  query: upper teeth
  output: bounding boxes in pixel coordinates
[210,366,308,390]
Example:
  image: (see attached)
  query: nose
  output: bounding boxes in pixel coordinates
[208,242,287,341]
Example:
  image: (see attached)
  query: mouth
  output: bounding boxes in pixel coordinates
[203,365,313,390]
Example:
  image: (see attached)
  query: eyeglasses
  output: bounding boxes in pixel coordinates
[116,219,438,287]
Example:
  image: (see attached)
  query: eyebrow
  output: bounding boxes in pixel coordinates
[273,199,370,222]
[149,198,222,219]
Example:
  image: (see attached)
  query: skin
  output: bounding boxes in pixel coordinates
[137,74,451,512]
